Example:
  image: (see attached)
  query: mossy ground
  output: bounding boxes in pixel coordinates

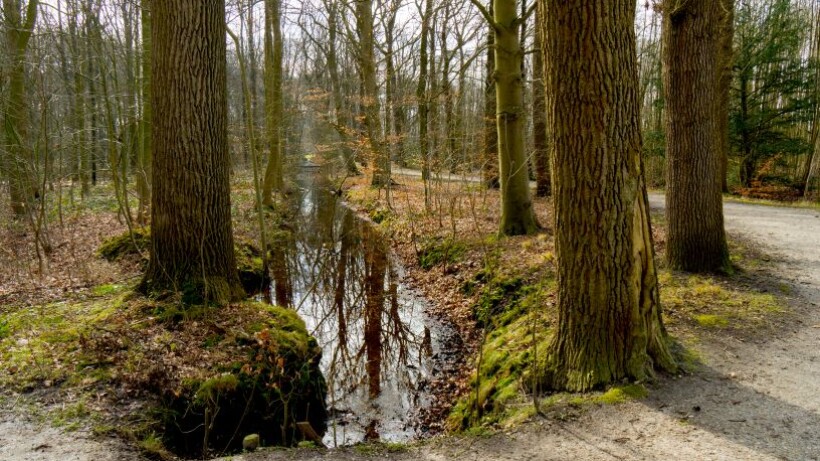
[344,173,793,436]
[0,278,326,458]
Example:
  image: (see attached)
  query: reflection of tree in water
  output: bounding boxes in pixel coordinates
[269,173,432,446]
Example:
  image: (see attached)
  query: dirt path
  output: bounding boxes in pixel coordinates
[2,194,819,461]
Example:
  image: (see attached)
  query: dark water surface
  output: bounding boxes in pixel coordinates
[268,170,454,447]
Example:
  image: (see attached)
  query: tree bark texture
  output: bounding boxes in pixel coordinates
[141,0,244,305]
[482,2,499,189]
[326,1,359,175]
[717,0,734,193]
[494,0,537,235]
[542,0,676,391]
[2,0,39,216]
[262,0,284,203]
[417,0,432,181]
[663,0,730,273]
[532,2,550,197]
[356,0,390,186]
[137,0,152,224]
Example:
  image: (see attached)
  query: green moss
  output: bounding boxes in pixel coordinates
[659,266,787,331]
[235,239,267,294]
[138,432,174,460]
[98,228,150,261]
[448,265,558,431]
[0,292,127,389]
[694,314,730,328]
[159,302,327,455]
[193,373,240,404]
[92,283,124,296]
[369,207,392,224]
[417,238,467,270]
[0,320,10,340]
[354,441,408,454]
[595,384,648,404]
[449,307,552,430]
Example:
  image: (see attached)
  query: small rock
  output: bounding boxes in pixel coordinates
[243,433,260,451]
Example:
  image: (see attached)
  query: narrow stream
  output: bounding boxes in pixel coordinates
[267,168,454,447]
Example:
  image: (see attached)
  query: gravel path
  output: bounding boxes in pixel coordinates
[3,194,819,461]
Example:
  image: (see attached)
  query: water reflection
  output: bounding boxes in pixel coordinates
[269,171,437,446]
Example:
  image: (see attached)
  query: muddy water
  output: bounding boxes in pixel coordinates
[268,169,454,447]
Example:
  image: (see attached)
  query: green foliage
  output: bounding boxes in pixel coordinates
[732,0,815,186]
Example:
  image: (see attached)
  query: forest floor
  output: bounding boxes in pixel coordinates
[1,172,819,460]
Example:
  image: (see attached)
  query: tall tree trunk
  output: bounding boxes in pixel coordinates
[86,6,99,189]
[262,0,285,203]
[2,0,40,216]
[532,3,550,197]
[326,0,359,175]
[140,0,244,305]
[137,0,152,224]
[494,0,537,235]
[356,0,390,187]
[417,0,432,182]
[717,0,734,193]
[482,1,499,189]
[663,0,730,273]
[542,0,676,392]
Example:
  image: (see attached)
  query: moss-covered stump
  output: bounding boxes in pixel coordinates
[159,305,327,458]
[98,227,150,262]
[234,238,268,294]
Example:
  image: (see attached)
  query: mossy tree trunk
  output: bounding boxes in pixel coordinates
[140,0,244,305]
[262,0,284,204]
[2,0,39,216]
[663,0,730,273]
[542,0,676,392]
[493,0,537,235]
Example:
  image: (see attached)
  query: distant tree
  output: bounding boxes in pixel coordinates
[473,0,538,235]
[356,0,390,187]
[663,0,730,273]
[137,0,152,224]
[262,0,284,203]
[717,0,734,193]
[733,0,814,188]
[531,2,550,197]
[140,0,244,305]
[481,0,499,189]
[540,0,676,392]
[2,0,40,216]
